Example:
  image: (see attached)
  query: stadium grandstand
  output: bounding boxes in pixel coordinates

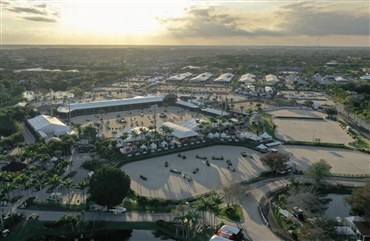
[57,96,163,118]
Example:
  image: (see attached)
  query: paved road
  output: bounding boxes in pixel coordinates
[16,176,367,241]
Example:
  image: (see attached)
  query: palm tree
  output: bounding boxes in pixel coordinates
[287,177,302,191]
[63,178,76,204]
[240,105,245,114]
[210,194,223,227]
[14,174,29,196]
[0,183,17,201]
[130,129,139,145]
[76,181,89,203]
[33,171,46,199]
[47,174,63,203]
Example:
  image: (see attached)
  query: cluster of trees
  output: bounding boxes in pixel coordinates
[0,106,36,148]
[331,81,370,122]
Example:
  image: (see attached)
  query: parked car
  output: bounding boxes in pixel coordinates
[47,192,62,201]
[170,169,181,174]
[109,207,126,213]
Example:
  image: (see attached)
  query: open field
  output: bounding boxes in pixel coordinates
[274,118,354,144]
[267,108,354,144]
[281,145,370,175]
[121,145,267,200]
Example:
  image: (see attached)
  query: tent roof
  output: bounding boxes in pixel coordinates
[28,115,67,131]
[176,100,199,109]
[250,135,262,141]
[158,122,199,139]
[256,144,267,149]
[180,118,199,130]
[202,108,229,116]
[259,132,272,139]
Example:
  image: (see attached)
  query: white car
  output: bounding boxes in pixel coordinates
[47,192,62,201]
[109,207,126,213]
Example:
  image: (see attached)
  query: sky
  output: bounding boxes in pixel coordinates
[1,0,369,46]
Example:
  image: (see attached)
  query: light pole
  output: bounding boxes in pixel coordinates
[312,129,316,142]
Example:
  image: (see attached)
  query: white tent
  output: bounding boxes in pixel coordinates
[161,140,168,148]
[221,133,228,138]
[150,142,157,150]
[170,139,178,146]
[140,144,148,151]
[249,135,262,141]
[241,132,251,139]
[214,132,220,139]
[256,144,267,150]
[259,132,272,140]
[207,133,215,139]
[27,115,70,137]
[158,122,199,139]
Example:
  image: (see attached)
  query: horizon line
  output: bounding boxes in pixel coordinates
[1,44,368,48]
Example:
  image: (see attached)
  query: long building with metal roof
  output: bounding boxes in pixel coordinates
[57,96,163,118]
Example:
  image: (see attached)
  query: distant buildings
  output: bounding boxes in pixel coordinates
[213,73,234,84]
[239,73,256,83]
[265,74,279,85]
[190,72,213,82]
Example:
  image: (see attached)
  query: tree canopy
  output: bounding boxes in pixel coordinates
[260,153,290,172]
[305,159,332,185]
[345,182,370,218]
[89,165,131,208]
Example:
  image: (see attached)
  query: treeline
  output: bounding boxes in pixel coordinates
[0,106,36,148]
[331,81,370,122]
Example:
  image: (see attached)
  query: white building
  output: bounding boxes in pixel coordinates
[190,72,213,82]
[167,72,192,81]
[214,73,234,83]
[265,74,279,85]
[27,115,71,139]
[239,73,256,83]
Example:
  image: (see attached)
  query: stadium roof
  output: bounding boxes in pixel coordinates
[28,115,67,131]
[239,73,256,83]
[158,122,199,139]
[175,100,199,109]
[202,108,229,116]
[57,96,163,113]
[214,73,234,82]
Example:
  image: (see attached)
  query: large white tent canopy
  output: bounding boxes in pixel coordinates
[158,122,199,139]
[27,115,70,136]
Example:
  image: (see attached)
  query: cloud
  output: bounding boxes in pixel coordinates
[4,1,60,23]
[22,16,57,23]
[159,6,283,38]
[160,3,370,39]
[8,7,46,15]
[277,2,370,36]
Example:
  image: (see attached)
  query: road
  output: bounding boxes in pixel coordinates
[15,176,367,241]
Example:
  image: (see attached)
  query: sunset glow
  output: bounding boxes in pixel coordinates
[1,0,369,46]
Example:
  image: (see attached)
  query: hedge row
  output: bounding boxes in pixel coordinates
[274,116,324,120]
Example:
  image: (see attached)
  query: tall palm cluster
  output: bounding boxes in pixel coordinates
[170,194,223,239]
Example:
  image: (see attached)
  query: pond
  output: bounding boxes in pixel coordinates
[324,194,351,218]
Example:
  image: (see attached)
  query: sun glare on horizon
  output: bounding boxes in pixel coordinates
[60,1,187,35]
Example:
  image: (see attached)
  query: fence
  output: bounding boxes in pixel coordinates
[331,173,370,179]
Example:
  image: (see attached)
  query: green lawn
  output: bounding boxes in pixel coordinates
[261,113,276,139]
[219,205,244,222]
